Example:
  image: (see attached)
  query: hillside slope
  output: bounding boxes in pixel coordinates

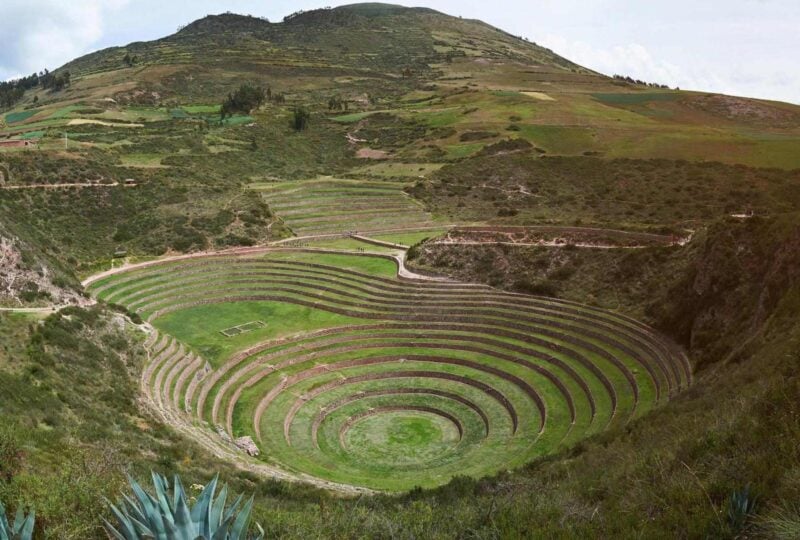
[3,3,799,170]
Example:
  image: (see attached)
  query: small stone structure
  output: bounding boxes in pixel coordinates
[0,140,32,148]
[235,436,260,456]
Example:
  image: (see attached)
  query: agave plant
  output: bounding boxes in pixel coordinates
[104,472,264,540]
[0,500,35,540]
[727,485,758,533]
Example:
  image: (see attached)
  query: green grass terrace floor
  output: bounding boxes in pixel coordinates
[249,178,445,237]
[86,250,690,491]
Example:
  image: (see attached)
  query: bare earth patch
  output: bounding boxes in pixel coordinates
[356,147,390,159]
[521,91,555,101]
[67,119,144,128]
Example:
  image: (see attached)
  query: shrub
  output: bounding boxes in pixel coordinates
[406,238,429,261]
[108,303,143,325]
[548,264,576,281]
[292,107,311,131]
[513,279,559,297]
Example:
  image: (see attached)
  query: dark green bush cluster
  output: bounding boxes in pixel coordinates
[220,83,266,118]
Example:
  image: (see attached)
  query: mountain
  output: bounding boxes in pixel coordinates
[63,5,590,83]
[46,2,605,125]
[6,2,795,172]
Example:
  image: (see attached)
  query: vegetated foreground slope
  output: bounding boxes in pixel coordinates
[85,249,689,491]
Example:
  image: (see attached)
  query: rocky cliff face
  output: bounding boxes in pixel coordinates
[0,223,83,307]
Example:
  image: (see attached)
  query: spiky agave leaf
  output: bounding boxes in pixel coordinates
[0,501,9,540]
[104,472,263,540]
[0,500,35,540]
[171,476,194,540]
[191,475,219,538]
[209,483,228,531]
[229,496,259,540]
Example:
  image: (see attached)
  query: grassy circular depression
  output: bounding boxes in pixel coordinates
[87,250,691,491]
[342,408,462,467]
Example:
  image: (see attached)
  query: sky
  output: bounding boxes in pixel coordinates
[1,0,798,104]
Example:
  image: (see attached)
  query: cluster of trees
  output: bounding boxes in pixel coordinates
[283,9,313,22]
[0,76,34,110]
[613,74,671,89]
[327,95,348,111]
[41,70,71,91]
[122,53,139,67]
[220,83,286,119]
[220,83,266,118]
[0,69,71,111]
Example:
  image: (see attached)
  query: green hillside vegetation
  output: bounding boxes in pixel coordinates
[1,2,799,537]
[409,150,800,228]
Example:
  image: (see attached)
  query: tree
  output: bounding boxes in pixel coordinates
[220,83,266,120]
[292,107,311,131]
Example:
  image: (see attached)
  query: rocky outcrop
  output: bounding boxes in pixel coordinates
[235,436,260,456]
[0,233,83,307]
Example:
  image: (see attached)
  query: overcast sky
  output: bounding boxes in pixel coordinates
[1,0,798,104]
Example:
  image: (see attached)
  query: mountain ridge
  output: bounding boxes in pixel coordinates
[58,3,591,81]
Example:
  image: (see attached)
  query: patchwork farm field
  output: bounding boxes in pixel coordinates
[86,249,690,491]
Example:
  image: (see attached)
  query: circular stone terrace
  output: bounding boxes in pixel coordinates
[85,248,691,492]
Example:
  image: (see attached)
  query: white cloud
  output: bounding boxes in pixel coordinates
[539,33,800,103]
[540,36,682,85]
[0,0,128,79]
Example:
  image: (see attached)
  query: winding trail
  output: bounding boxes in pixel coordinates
[0,182,136,190]
[0,305,67,313]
